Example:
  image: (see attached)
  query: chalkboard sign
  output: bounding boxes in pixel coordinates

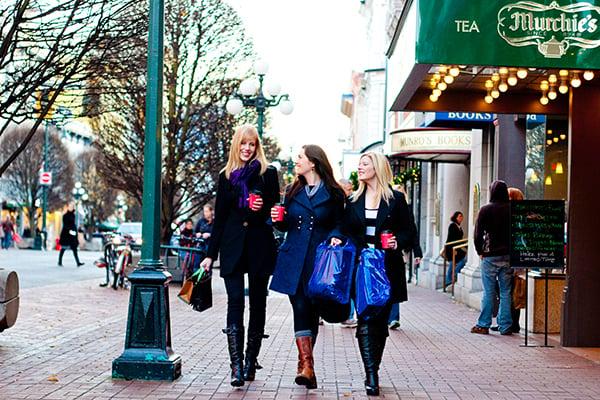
[510,200,565,269]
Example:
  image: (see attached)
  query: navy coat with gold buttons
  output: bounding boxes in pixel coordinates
[269,184,345,296]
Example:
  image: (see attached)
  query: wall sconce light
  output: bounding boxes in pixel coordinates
[556,162,564,174]
[545,175,553,186]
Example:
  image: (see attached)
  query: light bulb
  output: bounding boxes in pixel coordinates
[571,73,581,88]
[559,84,569,94]
[226,98,244,115]
[433,73,441,81]
[433,88,442,97]
[485,80,494,89]
[547,139,552,145]
[491,90,500,99]
[485,95,493,104]
[499,67,509,75]
[540,80,549,91]
[560,134,566,140]
[517,69,528,79]
[429,94,438,102]
[437,81,447,91]
[584,70,595,81]
[444,74,454,84]
[559,69,569,77]
[491,73,500,82]
[499,82,508,92]
[548,130,553,135]
[449,66,460,77]
[545,176,553,186]
[553,137,559,142]
[548,74,558,84]
[548,90,557,100]
[508,75,518,86]
[556,162,564,174]
[540,96,549,105]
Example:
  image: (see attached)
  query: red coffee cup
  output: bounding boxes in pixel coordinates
[248,190,262,209]
[273,204,285,222]
[381,230,393,249]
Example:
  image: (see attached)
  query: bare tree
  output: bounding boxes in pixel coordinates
[0,0,143,176]
[94,0,281,242]
[0,125,74,238]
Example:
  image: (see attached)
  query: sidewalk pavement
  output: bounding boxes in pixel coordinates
[1,272,599,400]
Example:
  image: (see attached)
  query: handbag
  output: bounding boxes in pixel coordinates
[355,248,391,320]
[308,240,356,304]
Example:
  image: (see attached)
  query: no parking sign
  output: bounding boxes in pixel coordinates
[39,171,52,186]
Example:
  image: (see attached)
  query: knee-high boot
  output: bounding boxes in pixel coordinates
[356,325,381,396]
[243,331,268,381]
[295,336,317,389]
[223,325,245,387]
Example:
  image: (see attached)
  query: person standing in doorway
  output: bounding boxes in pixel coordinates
[199,125,279,386]
[269,145,345,390]
[444,211,467,287]
[58,204,84,267]
[471,180,512,335]
[334,152,413,396]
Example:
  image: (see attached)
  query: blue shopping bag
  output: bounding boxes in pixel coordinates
[355,248,391,320]
[308,240,356,304]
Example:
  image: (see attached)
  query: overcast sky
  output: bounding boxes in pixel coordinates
[225,0,368,171]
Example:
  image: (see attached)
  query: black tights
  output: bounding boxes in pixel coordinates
[356,302,392,337]
[58,247,81,265]
[289,282,320,338]
[223,271,269,333]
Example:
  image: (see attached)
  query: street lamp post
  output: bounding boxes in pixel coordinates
[71,182,87,228]
[112,0,181,381]
[225,61,294,138]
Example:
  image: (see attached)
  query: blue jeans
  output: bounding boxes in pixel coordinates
[2,234,12,249]
[388,302,400,323]
[445,257,467,285]
[477,256,513,332]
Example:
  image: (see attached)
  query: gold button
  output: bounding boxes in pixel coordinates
[243,222,249,227]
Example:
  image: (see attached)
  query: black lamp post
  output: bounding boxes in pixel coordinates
[225,60,293,138]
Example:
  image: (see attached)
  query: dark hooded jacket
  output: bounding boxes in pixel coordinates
[474,181,510,257]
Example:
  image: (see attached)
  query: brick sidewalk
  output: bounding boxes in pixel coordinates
[1,273,599,400]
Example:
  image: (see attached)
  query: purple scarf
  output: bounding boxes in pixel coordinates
[230,160,260,208]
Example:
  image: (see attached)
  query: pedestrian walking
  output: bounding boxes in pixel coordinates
[269,145,345,390]
[1,216,14,249]
[194,203,214,252]
[58,204,84,267]
[334,152,413,396]
[199,125,279,387]
[444,211,467,286]
[471,180,512,335]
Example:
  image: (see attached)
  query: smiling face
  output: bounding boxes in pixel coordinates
[357,155,376,182]
[239,135,257,162]
[295,148,315,177]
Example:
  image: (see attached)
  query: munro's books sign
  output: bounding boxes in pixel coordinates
[416,0,600,69]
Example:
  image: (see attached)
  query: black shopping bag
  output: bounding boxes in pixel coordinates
[190,269,212,312]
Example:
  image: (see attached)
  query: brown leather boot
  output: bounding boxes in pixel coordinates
[295,336,317,389]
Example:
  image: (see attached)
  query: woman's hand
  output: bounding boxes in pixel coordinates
[330,237,343,247]
[199,257,213,272]
[386,236,398,250]
[202,232,211,239]
[270,206,281,221]
[249,197,263,211]
[414,257,421,265]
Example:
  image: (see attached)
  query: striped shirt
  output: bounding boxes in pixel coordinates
[365,208,378,248]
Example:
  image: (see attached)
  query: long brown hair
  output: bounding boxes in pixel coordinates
[287,144,343,201]
[223,124,268,178]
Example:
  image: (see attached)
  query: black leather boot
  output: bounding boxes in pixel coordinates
[243,331,268,381]
[223,326,245,387]
[357,325,380,396]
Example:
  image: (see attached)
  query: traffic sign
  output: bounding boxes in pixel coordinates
[39,171,52,186]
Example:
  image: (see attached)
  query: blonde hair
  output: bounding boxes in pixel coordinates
[351,152,394,205]
[223,124,268,178]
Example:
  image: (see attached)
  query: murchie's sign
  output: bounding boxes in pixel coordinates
[416,0,600,69]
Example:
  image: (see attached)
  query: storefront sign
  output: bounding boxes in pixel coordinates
[510,200,565,268]
[417,0,600,69]
[424,112,495,126]
[391,129,472,154]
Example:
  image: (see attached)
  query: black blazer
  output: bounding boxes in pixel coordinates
[207,165,280,277]
[341,190,412,303]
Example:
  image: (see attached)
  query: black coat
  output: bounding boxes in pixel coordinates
[341,190,412,303]
[59,210,78,248]
[444,222,465,261]
[474,180,510,257]
[207,165,279,277]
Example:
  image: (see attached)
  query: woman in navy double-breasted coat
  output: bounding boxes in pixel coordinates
[269,145,344,390]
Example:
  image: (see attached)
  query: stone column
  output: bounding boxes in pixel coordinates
[495,114,526,190]
[561,86,600,347]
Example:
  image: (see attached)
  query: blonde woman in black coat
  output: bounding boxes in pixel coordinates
[332,152,412,396]
[200,125,279,386]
